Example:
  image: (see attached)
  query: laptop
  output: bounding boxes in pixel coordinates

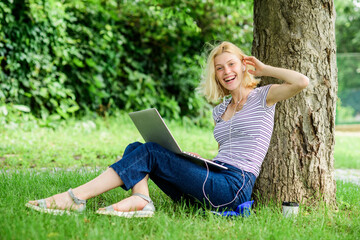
[129,108,227,170]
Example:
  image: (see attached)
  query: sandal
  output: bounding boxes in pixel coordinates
[25,188,86,215]
[96,193,155,218]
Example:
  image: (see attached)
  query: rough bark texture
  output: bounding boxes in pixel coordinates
[252,0,337,205]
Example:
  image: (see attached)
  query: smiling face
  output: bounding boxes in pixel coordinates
[214,52,245,93]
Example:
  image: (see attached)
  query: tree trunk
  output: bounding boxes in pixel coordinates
[252,0,337,205]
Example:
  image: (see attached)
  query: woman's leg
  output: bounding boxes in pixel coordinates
[28,167,124,210]
[109,142,254,211]
[99,174,150,211]
[28,142,145,210]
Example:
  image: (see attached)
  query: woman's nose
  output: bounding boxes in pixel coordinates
[224,66,231,74]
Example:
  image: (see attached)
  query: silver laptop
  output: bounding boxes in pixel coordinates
[129,108,227,170]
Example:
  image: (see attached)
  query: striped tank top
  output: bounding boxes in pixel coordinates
[212,85,276,177]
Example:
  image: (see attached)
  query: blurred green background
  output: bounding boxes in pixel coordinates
[0,0,359,126]
[336,0,360,125]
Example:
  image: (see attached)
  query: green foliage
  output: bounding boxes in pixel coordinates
[336,53,360,118]
[336,99,356,123]
[0,0,80,121]
[335,0,360,120]
[336,53,360,93]
[335,0,360,53]
[0,0,253,125]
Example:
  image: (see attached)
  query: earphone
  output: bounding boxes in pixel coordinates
[202,76,246,208]
[242,59,246,71]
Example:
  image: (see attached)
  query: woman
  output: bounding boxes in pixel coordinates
[26,41,309,217]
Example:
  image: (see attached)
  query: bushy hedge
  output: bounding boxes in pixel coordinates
[0,0,253,125]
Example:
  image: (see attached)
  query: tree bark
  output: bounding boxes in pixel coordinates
[252,0,337,205]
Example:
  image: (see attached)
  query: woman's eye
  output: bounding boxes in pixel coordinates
[217,67,223,71]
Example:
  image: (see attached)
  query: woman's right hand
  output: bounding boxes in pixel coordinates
[187,152,201,158]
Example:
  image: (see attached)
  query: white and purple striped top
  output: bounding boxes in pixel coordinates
[212,85,276,177]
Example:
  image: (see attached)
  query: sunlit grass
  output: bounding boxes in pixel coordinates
[1,113,359,169]
[0,170,359,240]
[1,114,359,239]
[334,132,360,169]
[0,113,218,169]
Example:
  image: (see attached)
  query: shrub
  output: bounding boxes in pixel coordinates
[0,0,253,126]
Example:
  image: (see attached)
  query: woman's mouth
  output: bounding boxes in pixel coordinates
[224,75,236,83]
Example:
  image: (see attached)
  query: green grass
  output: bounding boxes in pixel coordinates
[334,133,360,169]
[1,114,359,239]
[0,170,359,240]
[0,113,359,169]
[0,114,218,169]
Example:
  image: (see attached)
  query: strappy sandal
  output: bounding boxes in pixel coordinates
[25,188,86,216]
[96,193,155,218]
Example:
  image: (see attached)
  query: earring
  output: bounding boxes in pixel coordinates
[242,66,246,71]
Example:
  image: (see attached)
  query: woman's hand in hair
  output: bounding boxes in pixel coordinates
[243,56,267,77]
[243,56,309,106]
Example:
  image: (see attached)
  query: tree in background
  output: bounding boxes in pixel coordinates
[335,0,360,121]
[252,0,337,205]
[335,0,360,53]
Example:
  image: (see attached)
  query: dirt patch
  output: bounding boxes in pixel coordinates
[336,131,360,137]
[336,124,360,132]
[334,169,360,185]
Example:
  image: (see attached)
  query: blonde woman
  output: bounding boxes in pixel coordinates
[26,41,309,217]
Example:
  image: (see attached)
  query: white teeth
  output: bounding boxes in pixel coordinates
[224,76,236,82]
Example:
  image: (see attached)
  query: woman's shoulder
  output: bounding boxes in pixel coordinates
[254,84,272,93]
[212,98,231,120]
[252,84,275,109]
[214,98,231,111]
[251,85,273,98]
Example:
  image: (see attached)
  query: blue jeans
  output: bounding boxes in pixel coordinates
[110,142,256,211]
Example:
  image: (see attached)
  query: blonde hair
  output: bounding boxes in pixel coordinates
[198,41,259,102]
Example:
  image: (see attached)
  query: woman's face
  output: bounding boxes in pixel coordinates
[214,52,245,93]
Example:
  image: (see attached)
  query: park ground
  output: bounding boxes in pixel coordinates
[0,116,359,239]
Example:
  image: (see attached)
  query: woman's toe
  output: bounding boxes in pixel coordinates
[28,200,39,206]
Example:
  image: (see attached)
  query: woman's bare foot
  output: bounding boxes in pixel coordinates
[28,191,84,210]
[98,195,149,212]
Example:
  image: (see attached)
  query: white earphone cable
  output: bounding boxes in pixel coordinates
[202,74,246,208]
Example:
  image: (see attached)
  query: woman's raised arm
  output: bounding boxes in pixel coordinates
[244,56,309,106]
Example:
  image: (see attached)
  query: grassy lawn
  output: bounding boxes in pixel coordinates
[0,114,219,169]
[334,132,360,169]
[1,170,359,240]
[1,114,359,239]
[0,113,359,169]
